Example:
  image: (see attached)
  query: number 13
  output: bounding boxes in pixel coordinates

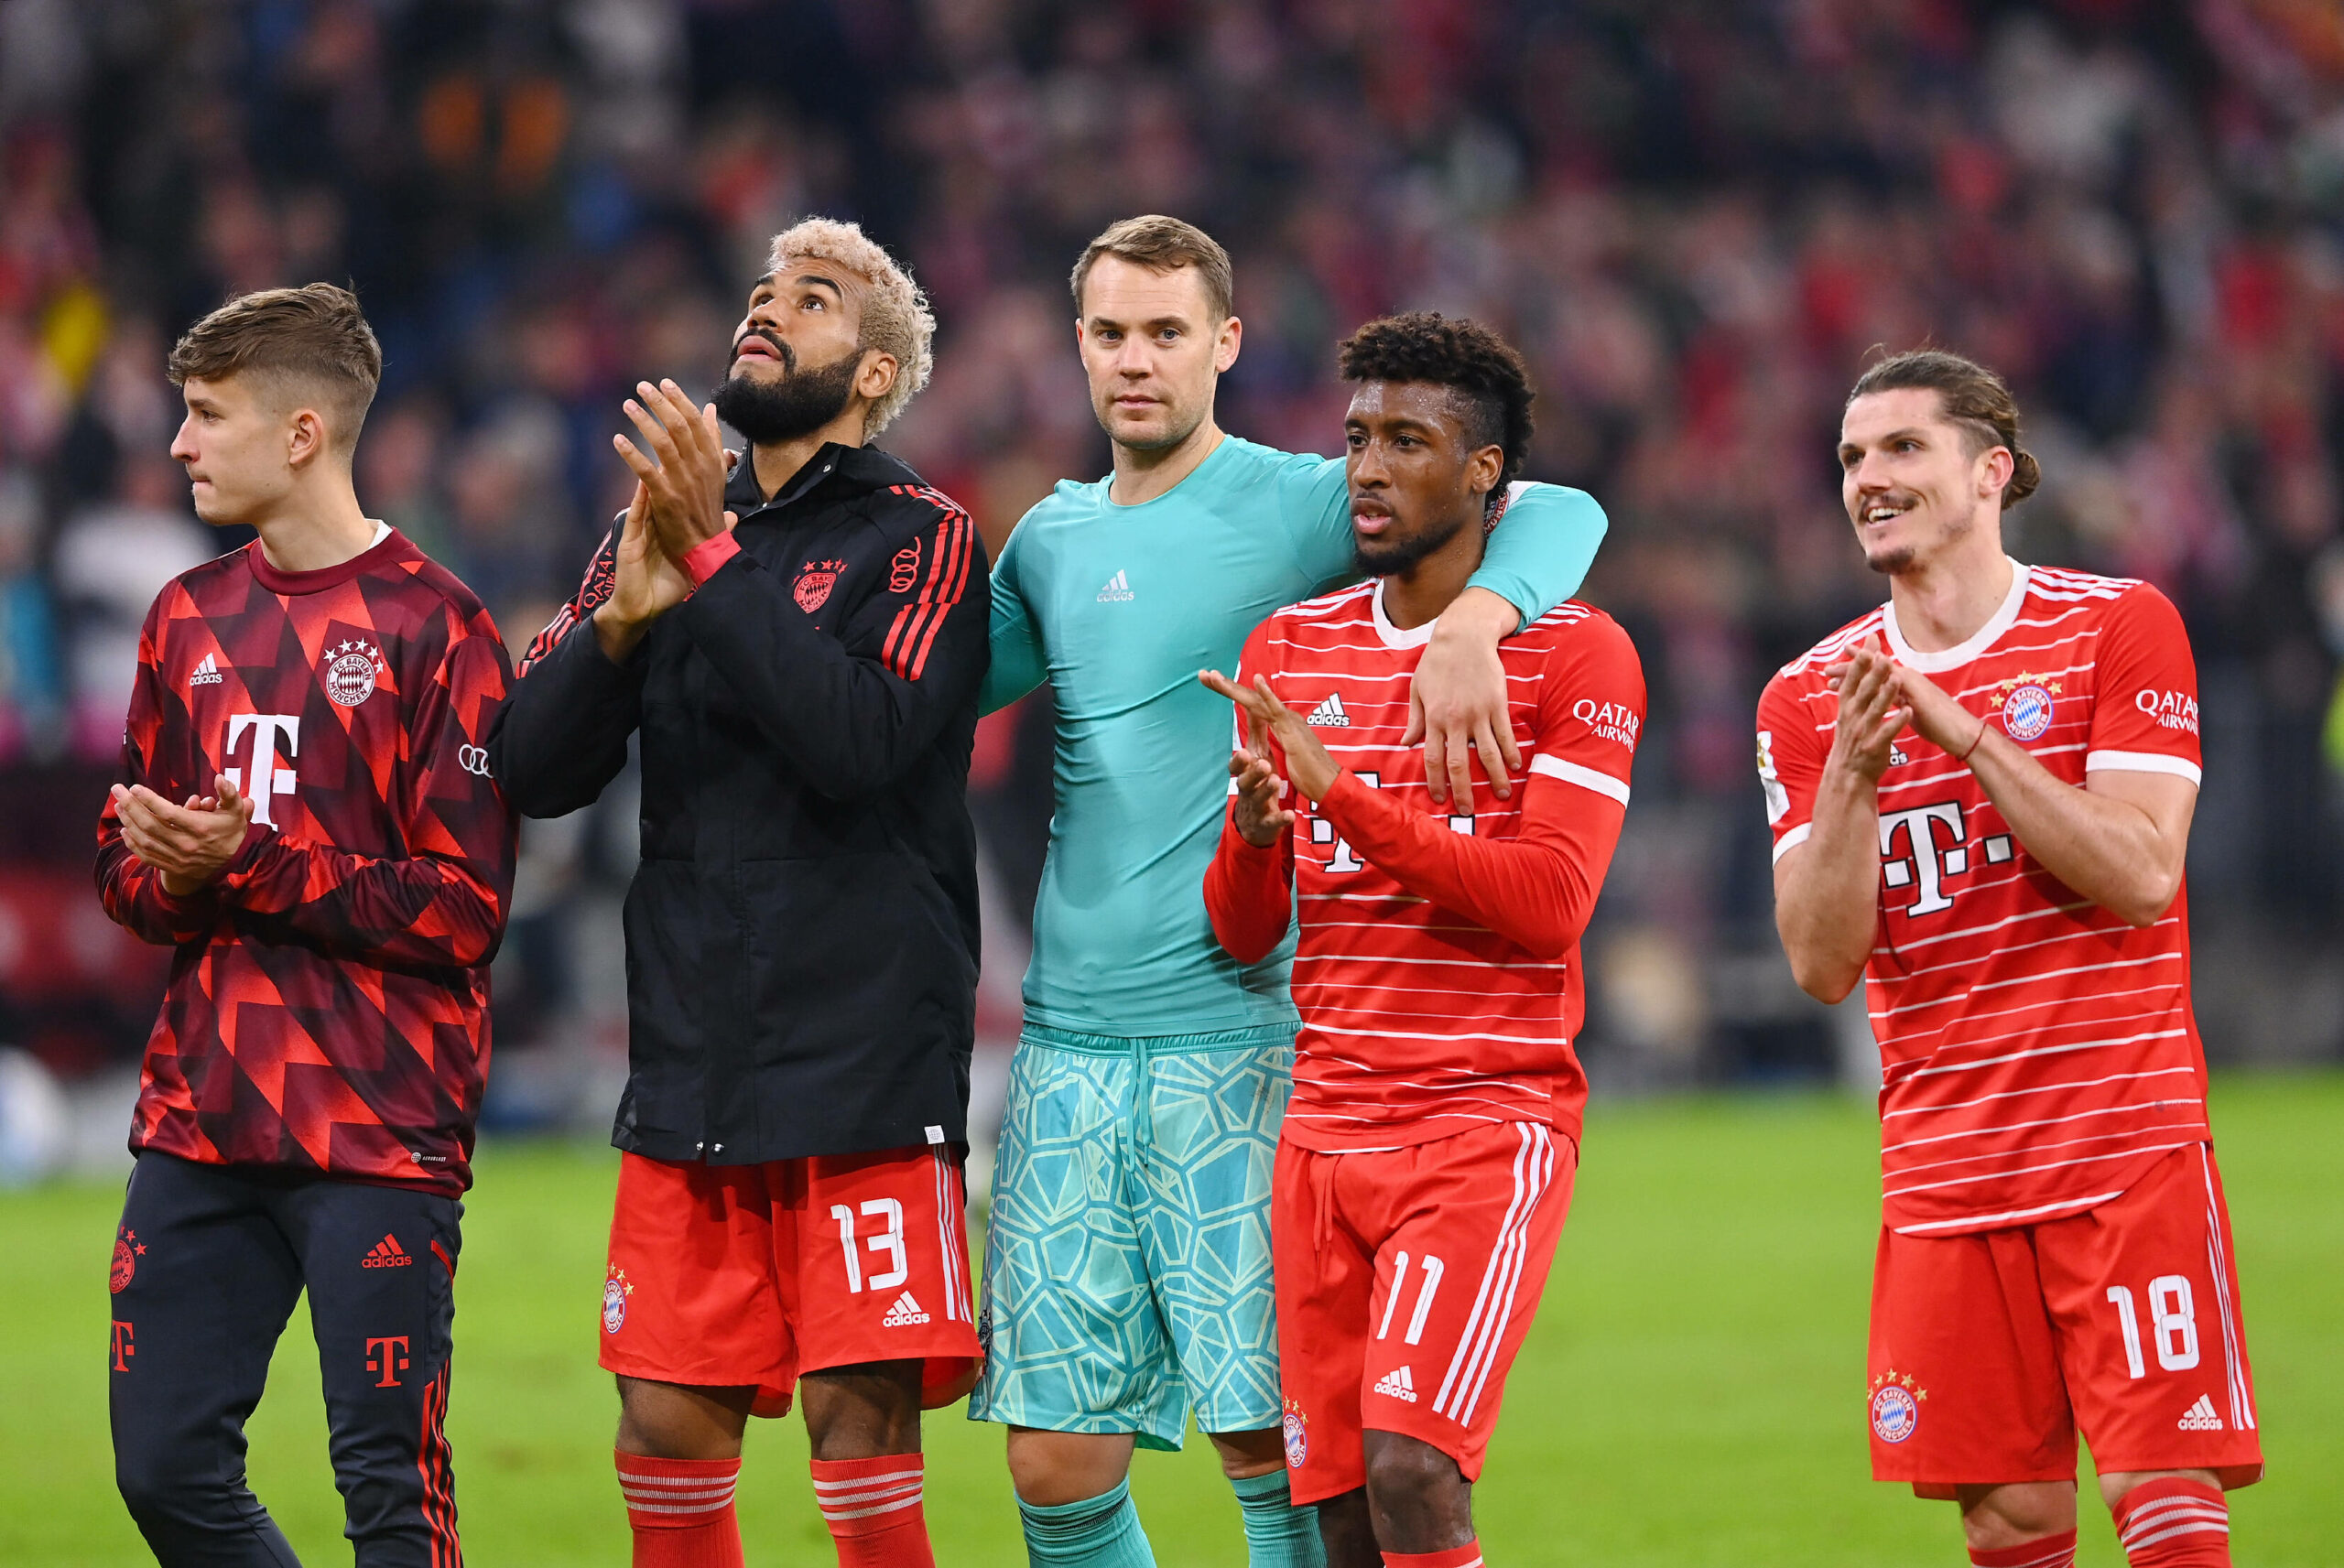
[830,1199,908,1293]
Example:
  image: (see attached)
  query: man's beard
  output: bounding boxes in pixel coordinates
[1861,498,1967,577]
[711,342,862,445]
[1354,510,1469,578]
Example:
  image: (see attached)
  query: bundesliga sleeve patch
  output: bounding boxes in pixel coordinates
[1755,730,1789,825]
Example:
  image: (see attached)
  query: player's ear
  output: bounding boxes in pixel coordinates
[286,406,330,471]
[1465,444,1505,499]
[1214,315,1242,374]
[856,349,899,406]
[1977,443,2013,501]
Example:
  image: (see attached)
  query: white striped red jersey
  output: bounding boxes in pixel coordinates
[1756,560,2209,1236]
[1208,582,1644,1152]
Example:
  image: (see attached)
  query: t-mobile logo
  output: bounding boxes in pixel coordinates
[364,1336,411,1388]
[1878,801,1968,915]
[224,714,301,827]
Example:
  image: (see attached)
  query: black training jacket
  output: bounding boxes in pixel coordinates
[489,444,989,1164]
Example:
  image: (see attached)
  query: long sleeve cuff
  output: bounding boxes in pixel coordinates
[1318,768,1407,848]
[1203,807,1294,964]
[680,530,742,586]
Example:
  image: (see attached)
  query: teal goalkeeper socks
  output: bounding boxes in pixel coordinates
[1232,1468,1327,1568]
[1018,1479,1157,1567]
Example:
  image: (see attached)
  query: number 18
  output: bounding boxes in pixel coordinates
[2105,1276,2198,1379]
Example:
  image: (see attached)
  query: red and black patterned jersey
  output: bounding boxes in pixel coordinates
[94,528,516,1195]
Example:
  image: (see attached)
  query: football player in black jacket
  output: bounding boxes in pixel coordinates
[490,218,987,1568]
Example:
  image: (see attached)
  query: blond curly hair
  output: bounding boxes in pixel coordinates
[766,218,936,438]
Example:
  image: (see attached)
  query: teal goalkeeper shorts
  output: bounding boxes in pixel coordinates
[970,1027,1293,1449]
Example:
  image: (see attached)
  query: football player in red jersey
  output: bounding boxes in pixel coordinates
[96,284,515,1566]
[1201,315,1644,1568]
[1762,351,2259,1568]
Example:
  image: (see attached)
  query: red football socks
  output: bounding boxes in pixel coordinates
[1970,1530,2076,1567]
[2113,1478,2230,1565]
[615,1451,743,1568]
[811,1452,935,1568]
[1383,1544,1485,1568]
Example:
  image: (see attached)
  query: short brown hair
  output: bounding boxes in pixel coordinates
[1847,348,2041,505]
[1069,215,1234,323]
[168,283,384,450]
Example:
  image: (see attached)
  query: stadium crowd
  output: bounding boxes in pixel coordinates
[1,0,2340,1088]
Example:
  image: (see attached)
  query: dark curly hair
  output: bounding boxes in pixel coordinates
[1337,312,1536,484]
[1847,347,2041,506]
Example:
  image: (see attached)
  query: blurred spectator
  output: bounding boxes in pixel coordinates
[52,455,209,756]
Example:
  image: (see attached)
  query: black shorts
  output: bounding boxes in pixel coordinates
[109,1152,464,1568]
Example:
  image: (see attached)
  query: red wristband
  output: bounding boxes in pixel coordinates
[679,531,741,587]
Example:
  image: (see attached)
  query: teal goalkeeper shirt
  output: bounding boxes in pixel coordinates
[982,434,1609,1045]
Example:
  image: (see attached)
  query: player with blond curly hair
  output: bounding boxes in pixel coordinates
[493,218,988,1568]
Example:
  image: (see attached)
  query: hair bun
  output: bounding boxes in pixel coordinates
[2005,449,2041,506]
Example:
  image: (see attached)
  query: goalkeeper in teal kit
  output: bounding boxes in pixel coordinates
[971,216,1609,1568]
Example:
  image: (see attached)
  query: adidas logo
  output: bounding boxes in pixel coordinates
[1372,1366,1418,1402]
[188,654,223,687]
[361,1234,413,1270]
[1096,570,1134,602]
[2176,1394,2223,1431]
[1306,692,1351,728]
[882,1291,931,1326]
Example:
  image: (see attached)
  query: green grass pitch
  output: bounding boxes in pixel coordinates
[6,1075,2337,1564]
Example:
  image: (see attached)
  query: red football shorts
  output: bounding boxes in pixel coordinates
[1869,1141,2262,1495]
[1272,1121,1576,1506]
[600,1142,981,1419]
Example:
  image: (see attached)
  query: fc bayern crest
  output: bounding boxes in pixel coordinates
[1869,1369,1926,1444]
[795,569,837,613]
[602,1268,632,1335]
[1282,1401,1308,1468]
[111,1237,136,1294]
[2000,682,2054,741]
[323,639,384,708]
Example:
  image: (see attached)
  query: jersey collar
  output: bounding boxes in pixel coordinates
[246,523,408,595]
[1371,579,1436,650]
[1882,557,2030,673]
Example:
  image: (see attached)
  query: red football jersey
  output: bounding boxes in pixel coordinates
[1204,583,1644,1152]
[94,529,516,1195]
[1756,562,2209,1236]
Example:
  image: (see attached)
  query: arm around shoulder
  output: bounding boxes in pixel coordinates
[1466,483,1610,628]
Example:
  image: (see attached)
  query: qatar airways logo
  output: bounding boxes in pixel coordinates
[223,713,300,827]
[2135,688,2199,734]
[1572,697,1640,750]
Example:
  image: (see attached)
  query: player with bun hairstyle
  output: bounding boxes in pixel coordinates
[1759,350,2261,1568]
[1202,312,1643,1568]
